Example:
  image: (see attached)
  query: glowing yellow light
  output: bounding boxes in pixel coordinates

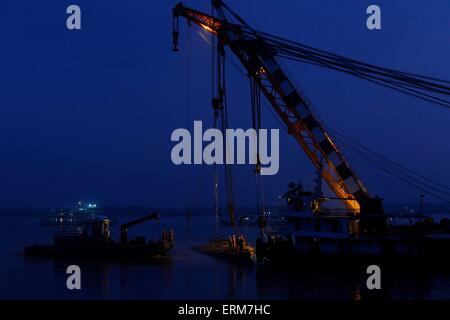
[200,23,216,34]
[256,67,266,75]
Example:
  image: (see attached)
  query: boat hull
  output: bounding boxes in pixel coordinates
[24,242,173,260]
[194,240,255,267]
[256,234,450,268]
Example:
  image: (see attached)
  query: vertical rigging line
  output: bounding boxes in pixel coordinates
[250,79,260,214]
[250,78,266,225]
[219,49,236,226]
[186,22,192,216]
[211,2,219,240]
[257,84,266,217]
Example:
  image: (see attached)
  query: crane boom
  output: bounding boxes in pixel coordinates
[173,2,385,216]
[120,213,160,244]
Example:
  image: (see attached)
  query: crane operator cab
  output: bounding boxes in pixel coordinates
[86,218,111,241]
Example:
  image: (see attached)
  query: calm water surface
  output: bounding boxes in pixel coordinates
[0,216,448,299]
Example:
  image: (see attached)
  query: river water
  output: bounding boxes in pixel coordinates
[0,215,448,300]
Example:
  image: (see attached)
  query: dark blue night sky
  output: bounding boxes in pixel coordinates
[0,0,449,209]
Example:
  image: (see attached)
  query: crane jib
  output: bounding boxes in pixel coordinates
[172,2,389,217]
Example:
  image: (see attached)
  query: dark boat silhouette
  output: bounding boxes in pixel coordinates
[256,182,450,266]
[194,237,256,267]
[25,213,173,260]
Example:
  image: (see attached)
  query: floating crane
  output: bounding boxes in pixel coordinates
[172,1,450,235]
[25,212,173,259]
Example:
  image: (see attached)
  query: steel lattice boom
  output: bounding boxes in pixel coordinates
[172,1,394,218]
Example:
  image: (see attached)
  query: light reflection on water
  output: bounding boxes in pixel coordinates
[0,216,448,299]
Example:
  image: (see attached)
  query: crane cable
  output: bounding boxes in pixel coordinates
[192,7,450,208]
[251,30,450,109]
[186,21,193,219]
[211,3,220,239]
[323,126,450,205]
[220,38,450,207]
[216,33,237,227]
[250,77,267,227]
[215,21,450,110]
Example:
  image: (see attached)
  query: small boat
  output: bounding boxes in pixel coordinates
[25,213,173,260]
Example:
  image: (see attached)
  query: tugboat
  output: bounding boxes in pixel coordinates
[25,213,173,260]
[256,176,450,266]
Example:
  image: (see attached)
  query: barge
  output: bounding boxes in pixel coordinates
[256,182,450,265]
[25,213,173,260]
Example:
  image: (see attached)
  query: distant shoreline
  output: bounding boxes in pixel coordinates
[0,203,449,217]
